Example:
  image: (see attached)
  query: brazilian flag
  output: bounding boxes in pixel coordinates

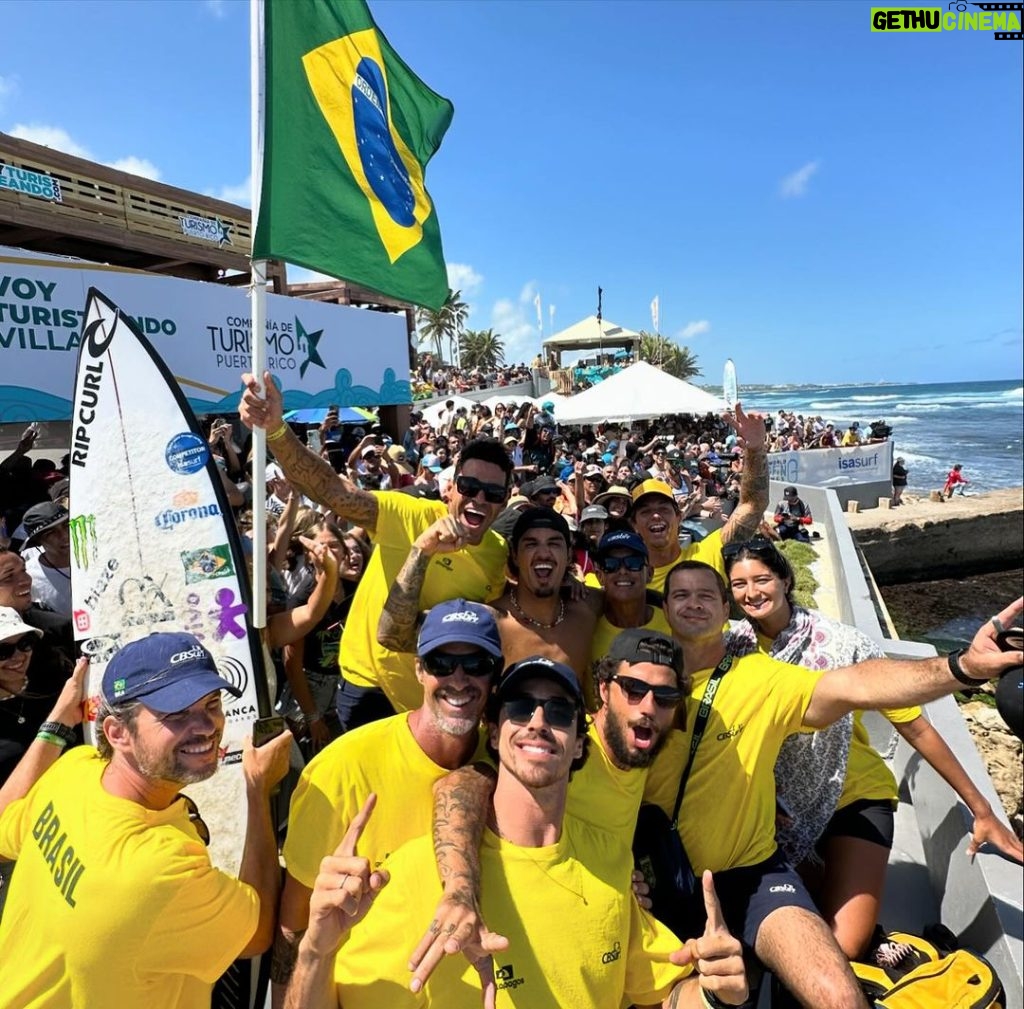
[254,0,454,310]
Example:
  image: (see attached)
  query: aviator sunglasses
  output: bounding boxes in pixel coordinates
[423,651,502,679]
[455,474,508,505]
[0,636,36,661]
[502,694,578,729]
[598,554,646,574]
[610,674,683,709]
[721,536,779,562]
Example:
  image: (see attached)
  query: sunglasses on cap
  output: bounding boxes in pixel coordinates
[722,536,779,561]
[422,651,502,679]
[179,793,210,846]
[598,554,646,574]
[0,636,36,661]
[502,694,578,729]
[610,674,682,709]
[455,474,507,505]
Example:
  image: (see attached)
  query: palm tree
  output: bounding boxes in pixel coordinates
[638,331,702,381]
[416,289,468,365]
[460,328,505,370]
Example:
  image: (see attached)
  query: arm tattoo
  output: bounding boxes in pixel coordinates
[269,927,304,985]
[432,766,496,901]
[377,546,430,652]
[269,428,378,530]
[723,445,768,544]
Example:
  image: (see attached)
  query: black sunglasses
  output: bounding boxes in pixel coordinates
[0,636,36,661]
[423,651,502,679]
[502,694,578,729]
[179,793,210,846]
[722,536,779,562]
[610,674,683,709]
[455,474,507,505]
[598,554,646,574]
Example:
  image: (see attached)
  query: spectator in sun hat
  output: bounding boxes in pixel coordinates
[0,631,292,1007]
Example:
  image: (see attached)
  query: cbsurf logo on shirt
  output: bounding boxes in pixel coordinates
[302,28,436,263]
[870,3,1023,39]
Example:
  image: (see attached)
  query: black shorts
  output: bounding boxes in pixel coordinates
[818,798,895,850]
[713,851,820,951]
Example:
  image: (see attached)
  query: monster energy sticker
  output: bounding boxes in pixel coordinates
[69,514,98,570]
[180,544,236,584]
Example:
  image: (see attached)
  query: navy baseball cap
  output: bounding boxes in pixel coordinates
[595,528,649,560]
[511,507,571,553]
[498,656,582,706]
[417,599,502,658]
[608,629,683,677]
[101,632,242,714]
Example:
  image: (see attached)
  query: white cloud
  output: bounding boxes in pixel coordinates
[491,280,541,365]
[9,123,162,181]
[107,155,161,181]
[779,160,820,199]
[204,0,228,17]
[0,75,16,109]
[446,262,483,299]
[208,176,252,207]
[678,320,711,340]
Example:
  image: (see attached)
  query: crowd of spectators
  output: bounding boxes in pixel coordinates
[766,411,892,453]
[411,356,536,400]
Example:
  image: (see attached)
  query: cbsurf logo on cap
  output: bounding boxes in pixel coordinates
[165,432,210,475]
[442,610,479,623]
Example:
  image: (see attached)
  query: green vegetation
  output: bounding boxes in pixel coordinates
[778,540,819,609]
[416,288,468,364]
[459,328,505,370]
[637,331,701,380]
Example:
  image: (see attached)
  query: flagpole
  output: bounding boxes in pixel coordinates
[249,0,268,628]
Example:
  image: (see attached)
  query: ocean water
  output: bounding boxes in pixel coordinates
[743,379,1023,493]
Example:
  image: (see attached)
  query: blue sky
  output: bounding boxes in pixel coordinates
[2,0,1021,385]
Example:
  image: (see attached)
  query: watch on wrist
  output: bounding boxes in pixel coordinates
[947,648,986,687]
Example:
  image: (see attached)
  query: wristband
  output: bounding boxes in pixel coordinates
[947,648,986,687]
[266,422,289,443]
[700,988,731,1009]
[36,731,68,750]
[38,721,77,746]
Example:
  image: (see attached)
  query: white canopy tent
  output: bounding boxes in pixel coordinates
[553,361,724,425]
[541,315,640,368]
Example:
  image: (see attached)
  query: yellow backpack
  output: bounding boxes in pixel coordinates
[852,929,1004,1009]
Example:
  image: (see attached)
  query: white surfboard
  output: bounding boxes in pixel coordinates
[68,287,269,875]
[723,358,738,410]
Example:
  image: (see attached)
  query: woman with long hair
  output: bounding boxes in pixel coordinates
[723,537,1023,959]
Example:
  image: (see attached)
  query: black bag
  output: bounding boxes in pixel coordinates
[632,802,703,940]
[631,656,732,942]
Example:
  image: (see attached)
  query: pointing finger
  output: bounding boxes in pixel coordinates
[702,870,727,934]
[338,793,376,857]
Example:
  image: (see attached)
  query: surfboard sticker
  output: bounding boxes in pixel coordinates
[69,287,269,873]
[723,358,738,410]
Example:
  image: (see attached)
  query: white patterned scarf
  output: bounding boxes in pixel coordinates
[728,606,884,866]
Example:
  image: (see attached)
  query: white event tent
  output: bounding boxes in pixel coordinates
[553,361,725,425]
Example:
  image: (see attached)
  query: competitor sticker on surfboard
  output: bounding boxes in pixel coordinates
[69,287,269,871]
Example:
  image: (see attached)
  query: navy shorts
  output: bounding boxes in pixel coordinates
[818,798,895,850]
[713,851,820,951]
[335,676,395,734]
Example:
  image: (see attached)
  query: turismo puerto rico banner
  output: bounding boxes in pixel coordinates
[253,0,454,310]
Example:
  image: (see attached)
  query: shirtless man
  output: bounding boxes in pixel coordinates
[377,508,600,677]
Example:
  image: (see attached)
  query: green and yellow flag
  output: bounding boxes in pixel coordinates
[254,0,454,309]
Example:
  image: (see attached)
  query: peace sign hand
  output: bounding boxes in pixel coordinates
[304,794,390,958]
[670,871,748,1006]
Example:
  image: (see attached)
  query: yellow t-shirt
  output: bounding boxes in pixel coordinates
[0,748,258,1009]
[648,529,725,595]
[341,492,508,712]
[284,713,487,883]
[565,721,650,845]
[644,652,822,873]
[335,817,689,1008]
[837,706,921,809]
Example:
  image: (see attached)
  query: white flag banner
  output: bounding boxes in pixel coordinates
[534,292,542,331]
[651,295,659,332]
